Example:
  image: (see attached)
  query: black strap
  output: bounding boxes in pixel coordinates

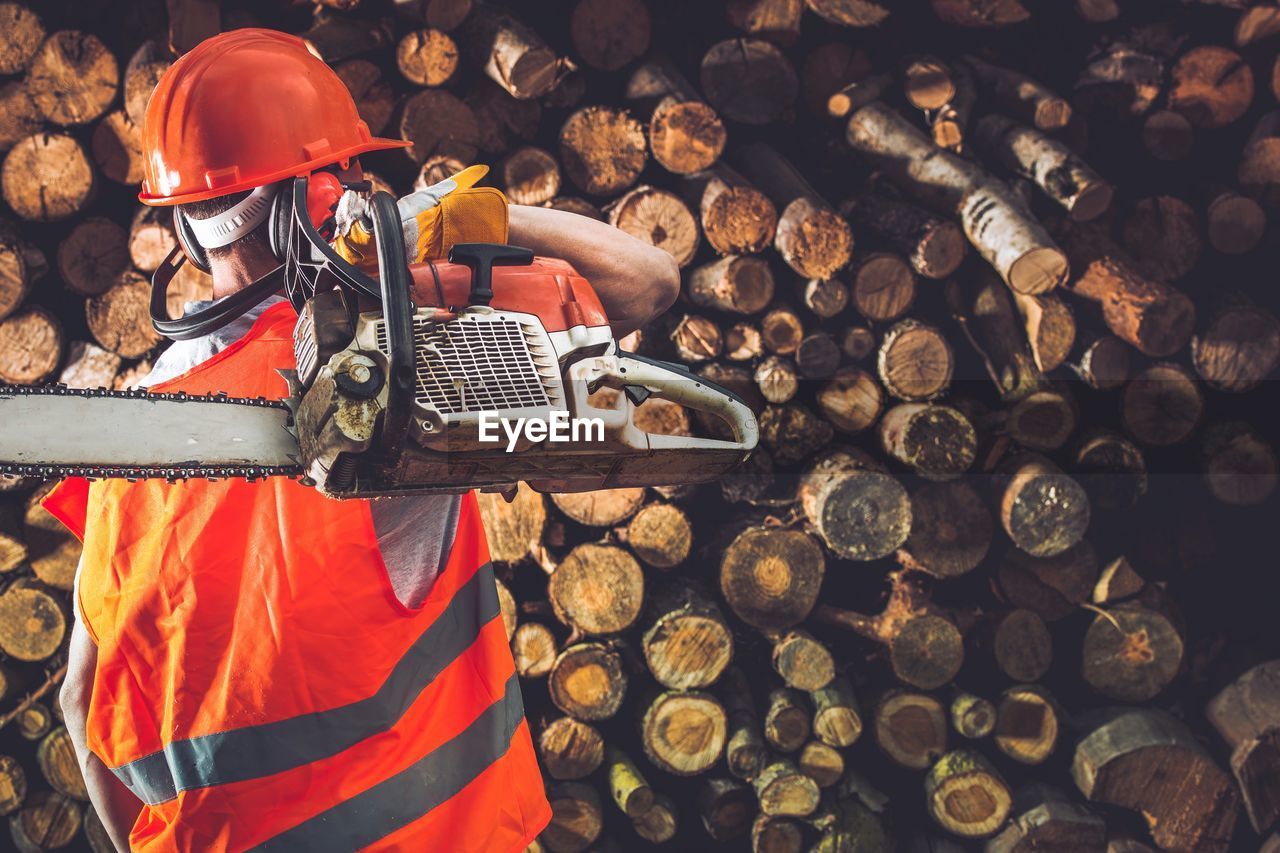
[150,247,287,341]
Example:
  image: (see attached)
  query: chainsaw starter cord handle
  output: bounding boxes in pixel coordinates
[447,243,534,306]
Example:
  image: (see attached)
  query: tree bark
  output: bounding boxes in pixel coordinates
[964,55,1071,130]
[974,115,1113,221]
[847,102,1067,295]
[811,675,862,748]
[718,665,768,781]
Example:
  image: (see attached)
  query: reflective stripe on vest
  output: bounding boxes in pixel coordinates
[41,302,551,852]
[251,673,522,853]
[113,563,502,805]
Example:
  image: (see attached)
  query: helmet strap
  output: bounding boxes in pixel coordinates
[186,183,280,249]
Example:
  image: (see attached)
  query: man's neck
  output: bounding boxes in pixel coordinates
[210,250,281,300]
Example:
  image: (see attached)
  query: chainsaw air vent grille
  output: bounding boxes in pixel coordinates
[375,313,560,415]
[293,315,318,387]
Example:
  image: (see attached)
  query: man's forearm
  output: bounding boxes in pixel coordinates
[507,204,680,336]
[63,616,142,851]
[79,750,145,852]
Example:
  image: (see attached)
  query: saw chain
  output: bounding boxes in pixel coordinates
[0,383,304,483]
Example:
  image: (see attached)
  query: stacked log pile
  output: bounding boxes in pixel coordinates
[1,0,1280,851]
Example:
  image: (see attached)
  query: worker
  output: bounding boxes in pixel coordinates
[42,29,679,853]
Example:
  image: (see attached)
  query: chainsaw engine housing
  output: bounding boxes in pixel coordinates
[291,249,758,498]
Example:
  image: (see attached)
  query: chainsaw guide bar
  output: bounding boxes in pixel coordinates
[0,384,304,483]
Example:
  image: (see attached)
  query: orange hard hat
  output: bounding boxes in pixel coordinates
[139,28,410,206]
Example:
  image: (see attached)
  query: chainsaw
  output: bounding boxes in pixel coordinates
[0,181,758,498]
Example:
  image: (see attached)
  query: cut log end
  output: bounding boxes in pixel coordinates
[0,306,63,386]
[548,642,628,721]
[1082,606,1184,702]
[549,543,644,636]
[875,690,949,770]
[993,686,1060,765]
[650,100,725,175]
[1008,246,1069,296]
[925,750,1013,838]
[539,716,604,781]
[999,458,1091,558]
[642,690,728,776]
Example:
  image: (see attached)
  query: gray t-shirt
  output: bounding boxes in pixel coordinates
[143,297,459,609]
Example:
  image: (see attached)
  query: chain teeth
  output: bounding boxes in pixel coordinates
[0,384,303,482]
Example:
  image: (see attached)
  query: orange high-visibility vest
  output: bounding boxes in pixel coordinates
[42,301,550,852]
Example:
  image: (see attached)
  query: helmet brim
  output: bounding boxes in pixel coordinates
[138,136,414,206]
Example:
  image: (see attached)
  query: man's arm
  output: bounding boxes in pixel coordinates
[62,595,143,851]
[508,204,681,337]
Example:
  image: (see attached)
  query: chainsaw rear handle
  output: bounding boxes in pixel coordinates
[614,353,758,451]
[566,352,758,454]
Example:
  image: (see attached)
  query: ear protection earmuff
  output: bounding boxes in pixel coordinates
[172,170,348,273]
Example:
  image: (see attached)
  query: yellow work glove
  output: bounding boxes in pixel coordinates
[332,164,509,267]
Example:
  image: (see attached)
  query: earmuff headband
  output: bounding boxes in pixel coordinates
[186,183,280,249]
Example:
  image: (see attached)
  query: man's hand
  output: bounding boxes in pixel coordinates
[508,205,681,337]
